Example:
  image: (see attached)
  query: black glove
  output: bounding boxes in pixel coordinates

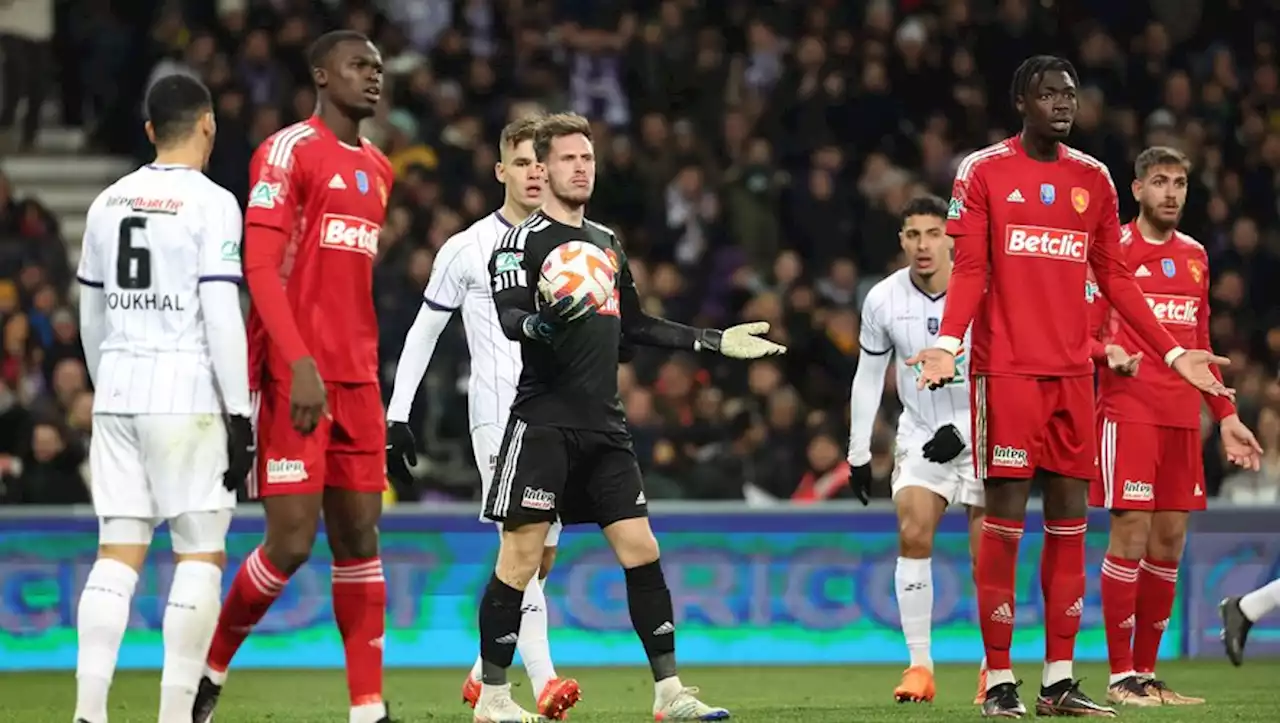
[223,415,255,493]
[849,463,872,505]
[522,295,595,342]
[386,421,417,484]
[923,424,966,464]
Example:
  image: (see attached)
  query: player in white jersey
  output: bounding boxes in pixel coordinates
[72,74,254,723]
[384,116,583,719]
[846,195,986,703]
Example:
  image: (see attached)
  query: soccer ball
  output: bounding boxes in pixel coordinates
[538,241,617,311]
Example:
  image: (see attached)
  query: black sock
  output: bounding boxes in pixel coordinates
[478,574,524,685]
[625,559,678,681]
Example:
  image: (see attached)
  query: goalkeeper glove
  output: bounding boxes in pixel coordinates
[223,415,255,493]
[922,424,966,464]
[849,463,872,505]
[696,321,787,359]
[386,421,418,484]
[521,295,595,342]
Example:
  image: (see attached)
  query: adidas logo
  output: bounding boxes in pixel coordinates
[1193,484,1202,497]
[370,635,385,650]
[1119,615,1135,629]
[1154,618,1169,631]
[636,490,646,505]
[1006,189,1025,203]
[1067,597,1084,617]
[328,173,347,189]
[1135,264,1151,277]
[494,632,519,645]
[652,621,675,636]
[990,603,1014,625]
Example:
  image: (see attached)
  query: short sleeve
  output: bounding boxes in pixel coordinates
[422,234,472,311]
[245,129,309,232]
[76,196,106,288]
[198,189,245,283]
[946,157,991,239]
[858,290,891,356]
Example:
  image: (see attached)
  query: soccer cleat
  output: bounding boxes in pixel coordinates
[893,665,936,703]
[192,675,222,723]
[1142,678,1204,705]
[537,677,582,720]
[981,681,1027,718]
[473,683,546,723]
[462,674,482,708]
[1036,679,1116,717]
[1105,676,1160,707]
[374,701,398,722]
[1220,596,1254,666]
[653,685,730,721]
[974,659,989,705]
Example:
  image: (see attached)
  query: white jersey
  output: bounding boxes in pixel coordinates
[858,268,971,451]
[76,164,244,415]
[418,211,522,430]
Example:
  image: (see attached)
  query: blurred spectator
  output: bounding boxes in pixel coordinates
[2,0,1279,507]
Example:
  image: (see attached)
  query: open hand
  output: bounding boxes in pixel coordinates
[904,347,957,390]
[1171,349,1233,399]
[1105,344,1143,377]
[1221,414,1263,471]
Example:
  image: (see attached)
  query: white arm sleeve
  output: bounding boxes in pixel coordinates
[79,286,106,386]
[847,350,891,466]
[386,303,455,423]
[198,190,250,417]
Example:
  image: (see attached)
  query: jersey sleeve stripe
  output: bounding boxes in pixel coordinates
[1064,147,1116,190]
[77,275,104,288]
[424,297,458,312]
[266,125,316,168]
[955,142,1010,181]
[198,274,244,284]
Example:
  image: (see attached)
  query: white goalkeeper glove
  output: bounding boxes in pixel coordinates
[695,321,787,359]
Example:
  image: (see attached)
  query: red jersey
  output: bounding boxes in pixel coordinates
[244,117,393,388]
[941,136,1180,377]
[1089,222,1234,428]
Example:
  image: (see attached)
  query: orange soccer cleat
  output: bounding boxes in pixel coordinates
[894,665,936,703]
[461,674,481,708]
[537,677,582,720]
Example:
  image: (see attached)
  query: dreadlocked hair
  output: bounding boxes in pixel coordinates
[1009,55,1079,111]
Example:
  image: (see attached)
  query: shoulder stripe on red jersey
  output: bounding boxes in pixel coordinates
[955,141,1013,182]
[1119,224,1133,244]
[266,124,316,168]
[1173,230,1205,251]
[1063,146,1116,190]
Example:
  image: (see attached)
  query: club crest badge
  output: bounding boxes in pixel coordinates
[1071,187,1089,213]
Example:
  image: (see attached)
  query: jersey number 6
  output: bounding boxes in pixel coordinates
[117,216,152,289]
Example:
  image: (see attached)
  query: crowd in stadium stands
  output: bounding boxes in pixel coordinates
[1,0,1278,507]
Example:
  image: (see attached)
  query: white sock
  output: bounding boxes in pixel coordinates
[655,675,683,701]
[349,702,388,723]
[1043,660,1073,688]
[1109,670,1136,685]
[1239,579,1280,622]
[74,558,139,723]
[158,561,223,723]
[203,665,228,686]
[895,557,934,670]
[987,668,1016,691]
[518,576,556,693]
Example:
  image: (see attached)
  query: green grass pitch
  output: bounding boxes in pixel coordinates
[4,661,1278,722]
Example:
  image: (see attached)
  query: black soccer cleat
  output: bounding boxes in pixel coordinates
[1036,679,1116,717]
[1220,596,1254,666]
[375,701,396,723]
[981,681,1027,718]
[192,675,222,723]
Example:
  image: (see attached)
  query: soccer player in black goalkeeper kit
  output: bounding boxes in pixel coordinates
[474,112,785,723]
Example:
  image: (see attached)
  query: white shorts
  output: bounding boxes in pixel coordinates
[474,423,562,546]
[892,444,984,508]
[90,413,236,520]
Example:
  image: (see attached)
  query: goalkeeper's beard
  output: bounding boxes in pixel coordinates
[548,179,590,208]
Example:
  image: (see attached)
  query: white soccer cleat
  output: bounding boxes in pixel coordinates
[473,683,546,723]
[654,684,731,721]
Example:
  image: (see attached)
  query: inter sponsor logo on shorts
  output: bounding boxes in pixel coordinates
[521,487,555,511]
[1145,293,1198,325]
[266,458,307,483]
[991,445,1028,468]
[1122,479,1153,501]
[1004,225,1088,262]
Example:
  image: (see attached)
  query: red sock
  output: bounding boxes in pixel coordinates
[1100,554,1140,675]
[207,546,288,673]
[1134,557,1178,675]
[332,557,387,707]
[1042,519,1087,665]
[977,517,1024,671]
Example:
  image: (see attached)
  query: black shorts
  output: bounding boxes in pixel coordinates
[483,417,648,528]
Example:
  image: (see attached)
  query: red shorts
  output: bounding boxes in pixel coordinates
[970,374,1097,481]
[247,382,387,499]
[1090,417,1206,512]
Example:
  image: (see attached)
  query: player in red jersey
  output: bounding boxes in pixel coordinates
[1087,146,1261,707]
[907,56,1232,719]
[193,30,395,723]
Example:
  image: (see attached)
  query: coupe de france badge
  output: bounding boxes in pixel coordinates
[1040,184,1056,205]
[1071,187,1090,213]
